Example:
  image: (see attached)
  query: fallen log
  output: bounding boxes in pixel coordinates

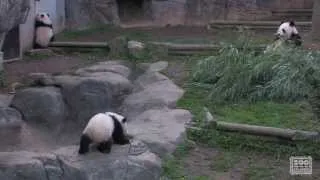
[214,121,319,141]
[199,107,320,142]
[49,41,109,49]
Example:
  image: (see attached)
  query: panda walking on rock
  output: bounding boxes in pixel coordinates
[34,12,55,49]
[78,112,131,155]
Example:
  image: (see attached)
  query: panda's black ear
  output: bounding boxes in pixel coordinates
[289,21,295,27]
[280,21,284,25]
[47,13,50,17]
[122,118,127,123]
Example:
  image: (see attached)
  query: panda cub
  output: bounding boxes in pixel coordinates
[275,21,302,46]
[78,112,130,155]
[34,12,55,49]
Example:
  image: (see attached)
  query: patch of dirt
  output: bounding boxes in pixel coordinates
[182,145,320,180]
[1,54,98,93]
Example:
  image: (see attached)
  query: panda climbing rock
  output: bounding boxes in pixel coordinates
[274,21,302,46]
[78,112,130,155]
[34,12,55,49]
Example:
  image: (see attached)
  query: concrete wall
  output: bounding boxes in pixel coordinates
[20,0,37,53]
[19,0,65,54]
[185,0,314,23]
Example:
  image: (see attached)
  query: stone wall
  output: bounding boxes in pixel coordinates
[186,0,314,23]
[65,0,120,30]
[64,0,314,29]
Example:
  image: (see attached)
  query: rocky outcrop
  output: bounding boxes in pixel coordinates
[0,94,22,128]
[0,140,161,180]
[1,60,192,180]
[10,61,133,126]
[10,87,67,127]
[121,62,192,157]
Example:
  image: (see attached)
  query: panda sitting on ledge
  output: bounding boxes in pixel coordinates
[34,12,55,49]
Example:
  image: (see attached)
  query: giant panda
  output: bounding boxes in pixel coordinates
[274,21,302,46]
[34,12,55,49]
[78,112,130,155]
[264,21,302,53]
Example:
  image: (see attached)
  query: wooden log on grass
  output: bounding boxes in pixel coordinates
[214,121,319,141]
[199,107,320,142]
[49,41,109,49]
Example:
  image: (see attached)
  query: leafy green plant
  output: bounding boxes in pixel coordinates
[192,34,320,110]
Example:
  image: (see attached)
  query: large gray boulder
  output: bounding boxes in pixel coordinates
[0,94,21,128]
[75,63,131,78]
[0,107,22,128]
[53,73,132,125]
[127,108,192,157]
[121,72,184,119]
[0,140,162,180]
[10,87,67,127]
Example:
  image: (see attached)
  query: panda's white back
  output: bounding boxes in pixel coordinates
[35,27,53,47]
[83,113,114,143]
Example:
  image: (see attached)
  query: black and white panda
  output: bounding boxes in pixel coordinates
[274,21,302,46]
[78,112,130,155]
[264,20,302,53]
[34,12,55,49]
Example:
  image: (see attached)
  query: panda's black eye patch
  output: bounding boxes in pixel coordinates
[122,118,127,123]
[282,29,286,33]
[40,14,44,18]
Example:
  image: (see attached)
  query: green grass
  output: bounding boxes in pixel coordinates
[178,84,320,156]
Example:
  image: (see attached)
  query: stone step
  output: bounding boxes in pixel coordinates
[209,20,312,31]
[268,9,313,21]
[159,43,267,56]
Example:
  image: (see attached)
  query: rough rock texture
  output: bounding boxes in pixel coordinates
[1,60,192,179]
[0,94,22,129]
[120,62,192,157]
[54,74,132,125]
[0,107,22,128]
[75,62,131,78]
[63,0,313,28]
[0,0,30,32]
[121,72,184,119]
[128,108,192,157]
[10,87,67,127]
[0,140,161,180]
[146,61,169,73]
[11,61,133,126]
[65,0,120,30]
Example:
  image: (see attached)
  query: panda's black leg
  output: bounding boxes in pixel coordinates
[50,35,55,42]
[78,134,92,155]
[97,140,113,154]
